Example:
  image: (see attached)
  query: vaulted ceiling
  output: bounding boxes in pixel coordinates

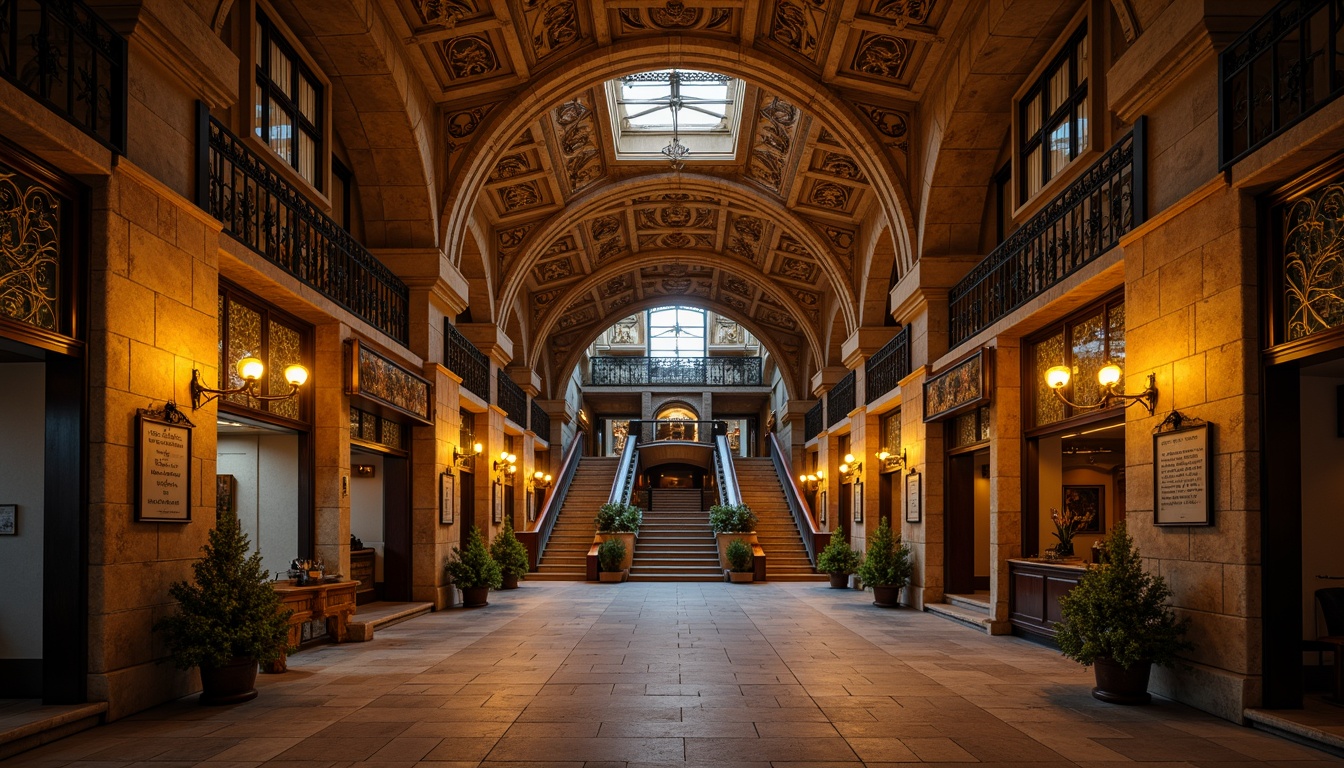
[367,0,978,396]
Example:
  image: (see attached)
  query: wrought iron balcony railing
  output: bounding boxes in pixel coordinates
[444,321,490,403]
[1220,0,1344,169]
[948,120,1146,349]
[827,370,856,427]
[530,399,550,440]
[199,108,410,345]
[864,325,911,405]
[804,401,824,442]
[1,0,126,152]
[587,356,763,386]
[497,372,526,427]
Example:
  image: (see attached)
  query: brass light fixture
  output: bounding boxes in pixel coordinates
[531,470,554,490]
[876,447,908,471]
[493,451,518,480]
[1044,363,1158,416]
[798,469,825,491]
[452,441,484,471]
[191,356,308,409]
[838,453,862,482]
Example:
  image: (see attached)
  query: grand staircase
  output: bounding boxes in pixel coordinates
[628,488,723,582]
[735,457,825,581]
[532,457,617,580]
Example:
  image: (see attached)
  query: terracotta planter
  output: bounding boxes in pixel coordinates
[871,584,902,607]
[501,573,520,590]
[599,570,626,582]
[728,570,753,583]
[828,572,850,589]
[1091,657,1152,704]
[461,585,490,607]
[716,532,758,569]
[198,658,258,705]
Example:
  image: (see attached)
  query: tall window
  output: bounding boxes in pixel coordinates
[219,283,312,423]
[1029,296,1124,428]
[648,307,706,357]
[255,9,323,189]
[1019,22,1089,203]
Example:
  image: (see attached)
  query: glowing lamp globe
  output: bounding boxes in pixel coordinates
[1097,363,1123,387]
[237,356,264,382]
[283,364,309,387]
[1045,365,1071,390]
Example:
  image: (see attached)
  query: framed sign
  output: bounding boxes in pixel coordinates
[905,472,922,523]
[819,490,827,524]
[1153,423,1212,526]
[923,348,992,422]
[440,472,455,525]
[527,490,536,522]
[853,482,864,523]
[492,483,503,524]
[135,406,194,523]
[0,504,15,535]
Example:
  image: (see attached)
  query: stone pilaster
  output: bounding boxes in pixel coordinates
[986,339,1022,634]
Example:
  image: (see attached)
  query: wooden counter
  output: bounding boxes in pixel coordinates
[265,579,358,672]
[1008,558,1087,641]
[350,548,377,605]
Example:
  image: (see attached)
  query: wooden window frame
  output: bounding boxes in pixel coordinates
[1023,291,1125,436]
[251,3,326,192]
[218,280,315,430]
[1014,12,1094,210]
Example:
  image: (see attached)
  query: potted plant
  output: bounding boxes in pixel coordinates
[1055,521,1192,704]
[597,537,627,582]
[817,530,861,589]
[710,503,759,569]
[490,517,530,589]
[155,508,291,705]
[594,502,641,574]
[446,526,502,607]
[856,518,912,607]
[1048,505,1094,558]
[726,537,754,583]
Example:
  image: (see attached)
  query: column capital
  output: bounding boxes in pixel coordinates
[810,367,849,397]
[372,247,469,316]
[889,254,981,323]
[842,327,900,369]
[457,323,514,368]
[507,365,541,398]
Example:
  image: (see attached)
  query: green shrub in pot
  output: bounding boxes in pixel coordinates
[726,537,754,573]
[597,537,626,572]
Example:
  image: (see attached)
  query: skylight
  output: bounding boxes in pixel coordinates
[605,69,744,163]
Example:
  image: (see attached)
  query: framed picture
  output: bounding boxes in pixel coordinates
[526,490,535,522]
[905,472,922,523]
[135,410,193,523]
[853,482,864,523]
[0,504,15,535]
[492,482,503,524]
[1063,485,1104,533]
[1154,423,1213,526]
[923,347,993,422]
[440,472,455,525]
[216,475,235,516]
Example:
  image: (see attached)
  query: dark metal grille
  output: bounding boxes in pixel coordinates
[0,0,126,152]
[588,356,762,385]
[827,370,856,427]
[1220,0,1344,169]
[497,371,526,426]
[864,325,912,404]
[445,322,489,402]
[948,121,1145,350]
[201,111,410,345]
[804,401,824,442]
[530,399,551,439]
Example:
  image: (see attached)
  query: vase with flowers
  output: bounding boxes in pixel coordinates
[1048,506,1094,558]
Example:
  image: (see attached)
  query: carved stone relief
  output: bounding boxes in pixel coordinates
[415,0,476,26]
[522,0,581,60]
[440,35,500,79]
[770,0,827,59]
[747,95,800,193]
[551,97,605,192]
[809,181,851,210]
[852,34,911,80]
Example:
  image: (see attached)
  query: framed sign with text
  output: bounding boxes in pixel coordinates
[905,472,922,523]
[440,472,455,525]
[135,405,194,523]
[1153,422,1212,526]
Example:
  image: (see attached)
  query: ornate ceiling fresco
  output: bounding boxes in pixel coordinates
[375,0,971,395]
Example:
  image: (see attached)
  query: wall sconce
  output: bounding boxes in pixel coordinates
[191,356,308,409]
[838,453,862,482]
[1045,363,1158,416]
[494,451,518,482]
[798,469,825,491]
[452,441,483,471]
[876,447,908,471]
[530,470,553,490]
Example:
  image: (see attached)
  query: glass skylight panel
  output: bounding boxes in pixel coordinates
[605,69,743,162]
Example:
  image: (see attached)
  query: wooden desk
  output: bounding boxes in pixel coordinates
[265,579,358,673]
[1008,558,1087,641]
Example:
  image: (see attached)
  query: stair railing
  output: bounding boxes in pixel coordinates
[609,431,640,505]
[769,431,827,567]
[519,429,585,570]
[713,433,742,507]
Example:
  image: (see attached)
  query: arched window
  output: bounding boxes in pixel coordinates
[648,306,705,357]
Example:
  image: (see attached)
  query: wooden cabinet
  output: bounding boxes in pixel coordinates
[265,580,358,672]
[350,548,376,605]
[1009,559,1086,641]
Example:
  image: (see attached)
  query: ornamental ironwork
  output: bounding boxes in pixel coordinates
[0,160,61,332]
[200,109,410,346]
[0,0,127,152]
[827,370,856,428]
[497,372,527,426]
[1282,181,1344,341]
[444,321,490,402]
[864,325,911,404]
[531,399,551,439]
[804,400,824,442]
[587,356,762,386]
[948,121,1145,349]
[1220,0,1344,169]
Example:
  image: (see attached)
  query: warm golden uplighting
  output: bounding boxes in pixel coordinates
[1045,365,1071,390]
[878,448,908,471]
[452,441,484,471]
[1043,361,1157,416]
[191,356,309,409]
[1097,363,1123,387]
[283,364,308,387]
[237,356,265,382]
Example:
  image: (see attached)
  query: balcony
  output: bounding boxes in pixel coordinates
[497,372,526,427]
[445,321,490,403]
[804,401,824,442]
[530,399,550,440]
[0,0,126,153]
[948,120,1145,350]
[864,326,911,405]
[1220,0,1344,169]
[826,370,856,428]
[199,109,410,345]
[587,356,763,386]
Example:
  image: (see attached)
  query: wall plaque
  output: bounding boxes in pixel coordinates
[136,404,194,523]
[1153,423,1212,526]
[923,348,992,421]
[905,471,922,523]
[345,339,433,425]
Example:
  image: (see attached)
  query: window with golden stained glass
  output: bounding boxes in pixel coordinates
[218,284,311,423]
[349,406,404,451]
[1028,296,1124,429]
[949,405,991,449]
[880,410,901,469]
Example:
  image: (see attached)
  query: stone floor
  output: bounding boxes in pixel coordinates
[5,582,1342,768]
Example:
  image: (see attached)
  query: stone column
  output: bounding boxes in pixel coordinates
[986,339,1022,634]
[411,366,461,608]
[312,321,352,579]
